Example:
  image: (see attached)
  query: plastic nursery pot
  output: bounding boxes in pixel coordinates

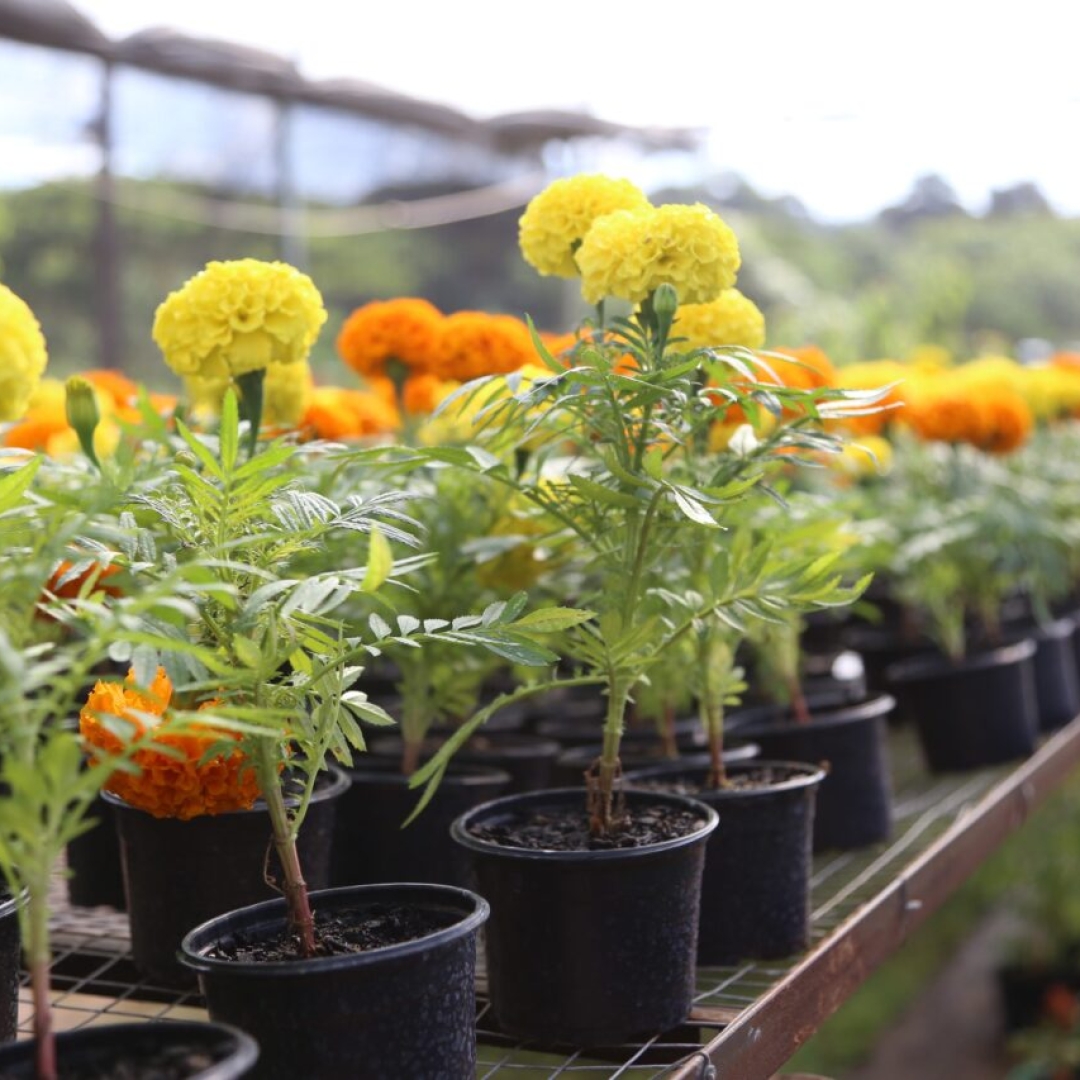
[841,623,938,701]
[107,765,349,987]
[551,740,759,789]
[0,888,22,1045]
[331,759,509,889]
[1024,618,1080,733]
[886,639,1039,773]
[727,694,895,852]
[536,713,706,752]
[181,884,488,1080]
[452,787,718,1047]
[625,759,825,965]
[0,1021,258,1078]
[66,791,127,910]
[367,732,562,793]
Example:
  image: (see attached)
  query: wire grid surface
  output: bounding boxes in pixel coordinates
[18,727,1010,1078]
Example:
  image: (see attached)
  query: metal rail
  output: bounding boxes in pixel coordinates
[670,716,1080,1080]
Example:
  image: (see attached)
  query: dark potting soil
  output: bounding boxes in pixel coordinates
[634,764,811,798]
[206,904,458,963]
[469,802,707,851]
[5,1046,222,1080]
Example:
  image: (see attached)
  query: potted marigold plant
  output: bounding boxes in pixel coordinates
[405,174,884,1043]
[101,258,589,1080]
[860,364,1047,769]
[0,458,259,1078]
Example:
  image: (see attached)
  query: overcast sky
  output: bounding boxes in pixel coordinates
[59,1,1080,219]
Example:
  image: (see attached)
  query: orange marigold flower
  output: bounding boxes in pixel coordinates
[84,369,139,409]
[402,373,459,416]
[767,346,839,391]
[301,386,401,441]
[80,668,261,820]
[37,559,123,622]
[432,311,536,382]
[336,298,444,380]
[903,387,983,445]
[971,391,1034,454]
[835,359,910,435]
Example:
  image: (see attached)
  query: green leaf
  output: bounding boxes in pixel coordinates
[667,486,720,527]
[233,635,263,670]
[510,607,595,634]
[643,446,664,481]
[361,526,393,593]
[0,457,41,514]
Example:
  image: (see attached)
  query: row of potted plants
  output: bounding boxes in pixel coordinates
[3,173,1078,1078]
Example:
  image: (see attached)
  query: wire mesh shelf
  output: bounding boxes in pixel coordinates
[15,721,1078,1078]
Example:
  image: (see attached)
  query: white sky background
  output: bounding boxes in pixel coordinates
[74,0,1080,220]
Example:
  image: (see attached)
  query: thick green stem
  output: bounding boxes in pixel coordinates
[254,741,315,957]
[593,676,631,835]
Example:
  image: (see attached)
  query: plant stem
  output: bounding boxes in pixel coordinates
[661,700,678,760]
[401,738,422,777]
[27,873,56,1080]
[789,675,812,725]
[703,695,726,790]
[254,739,316,957]
[593,674,630,835]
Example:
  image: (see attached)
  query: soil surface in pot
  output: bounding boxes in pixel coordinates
[468,802,706,851]
[207,904,459,963]
[19,1045,224,1080]
[630,763,812,796]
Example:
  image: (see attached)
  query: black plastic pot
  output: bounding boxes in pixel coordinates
[367,732,561,793]
[727,694,895,851]
[66,792,126,910]
[998,958,1080,1032]
[331,760,509,889]
[625,759,825,964]
[107,765,349,987]
[451,787,718,1046]
[0,888,21,1045]
[536,713,705,751]
[842,623,938,700]
[181,884,487,1080]
[1027,618,1080,732]
[0,1021,258,1077]
[551,740,758,788]
[886,640,1039,772]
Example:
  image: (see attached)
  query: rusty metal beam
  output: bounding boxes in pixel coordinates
[670,716,1080,1080]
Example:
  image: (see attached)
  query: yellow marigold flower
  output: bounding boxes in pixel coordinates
[80,668,261,820]
[432,311,536,382]
[1022,365,1080,420]
[672,289,766,350]
[0,282,48,422]
[834,436,894,478]
[906,343,953,372]
[518,174,651,278]
[576,203,741,307]
[336,297,444,380]
[153,259,326,380]
[186,359,314,429]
